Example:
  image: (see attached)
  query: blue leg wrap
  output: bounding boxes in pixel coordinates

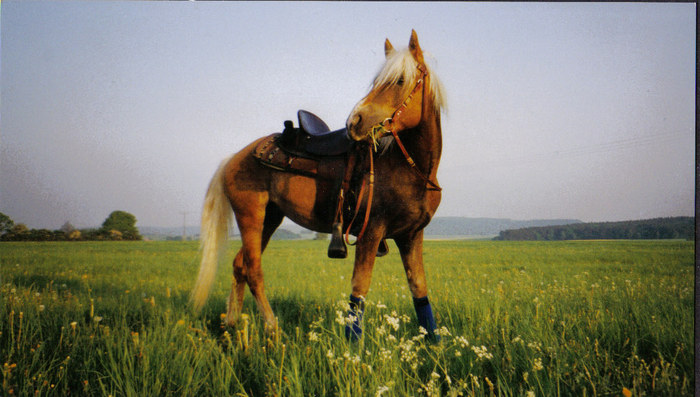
[344,295,364,341]
[413,296,439,342]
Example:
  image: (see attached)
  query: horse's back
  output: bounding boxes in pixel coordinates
[221,134,339,233]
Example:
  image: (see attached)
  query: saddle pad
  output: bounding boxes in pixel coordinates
[253,134,346,180]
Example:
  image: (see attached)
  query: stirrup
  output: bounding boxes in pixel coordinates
[328,222,347,259]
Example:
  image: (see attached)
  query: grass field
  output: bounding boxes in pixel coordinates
[0,240,694,396]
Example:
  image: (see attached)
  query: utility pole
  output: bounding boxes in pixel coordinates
[181,211,192,241]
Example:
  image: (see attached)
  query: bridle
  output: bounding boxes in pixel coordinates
[334,62,442,247]
[368,63,441,192]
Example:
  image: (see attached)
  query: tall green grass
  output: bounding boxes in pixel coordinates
[1,240,693,396]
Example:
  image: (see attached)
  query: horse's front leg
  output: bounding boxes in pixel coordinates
[344,231,383,341]
[395,230,439,341]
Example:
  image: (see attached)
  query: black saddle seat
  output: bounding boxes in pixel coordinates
[296,110,352,156]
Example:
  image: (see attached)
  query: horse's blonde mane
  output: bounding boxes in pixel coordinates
[372,48,446,114]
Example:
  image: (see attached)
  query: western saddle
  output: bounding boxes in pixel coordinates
[253,110,388,258]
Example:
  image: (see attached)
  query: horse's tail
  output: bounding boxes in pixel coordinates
[191,156,233,312]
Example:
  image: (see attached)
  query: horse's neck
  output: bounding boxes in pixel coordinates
[401,112,442,179]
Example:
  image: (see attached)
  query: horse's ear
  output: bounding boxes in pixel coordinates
[408,29,424,63]
[384,39,395,58]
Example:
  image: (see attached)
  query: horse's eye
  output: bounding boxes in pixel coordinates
[397,76,405,86]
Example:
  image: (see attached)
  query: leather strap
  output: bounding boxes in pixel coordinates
[389,128,441,191]
[345,144,374,245]
[333,150,357,229]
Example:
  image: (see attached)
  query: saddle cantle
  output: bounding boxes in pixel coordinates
[298,109,331,135]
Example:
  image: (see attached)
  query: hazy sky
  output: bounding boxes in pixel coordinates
[1,2,695,229]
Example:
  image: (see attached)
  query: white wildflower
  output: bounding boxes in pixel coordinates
[435,326,451,337]
[398,338,417,363]
[378,347,392,362]
[527,341,542,351]
[335,310,346,325]
[376,385,390,397]
[308,331,320,342]
[455,336,469,348]
[384,314,400,331]
[471,345,493,360]
[533,358,544,371]
[469,374,480,388]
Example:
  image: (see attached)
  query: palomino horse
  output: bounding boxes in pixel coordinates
[192,30,445,340]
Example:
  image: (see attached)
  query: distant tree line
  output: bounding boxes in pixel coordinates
[0,211,142,241]
[494,217,694,241]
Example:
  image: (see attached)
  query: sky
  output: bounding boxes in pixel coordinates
[0,2,695,230]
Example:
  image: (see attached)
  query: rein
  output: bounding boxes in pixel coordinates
[344,144,374,245]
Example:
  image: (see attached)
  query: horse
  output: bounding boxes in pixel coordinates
[191,30,446,341]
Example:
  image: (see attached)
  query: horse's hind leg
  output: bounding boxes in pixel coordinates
[225,251,246,326]
[228,200,284,330]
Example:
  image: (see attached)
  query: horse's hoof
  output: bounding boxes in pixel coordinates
[344,324,362,342]
[223,312,242,328]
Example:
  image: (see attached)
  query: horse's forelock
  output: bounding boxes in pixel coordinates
[372,49,446,114]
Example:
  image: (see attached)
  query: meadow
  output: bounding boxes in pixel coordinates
[0,240,693,396]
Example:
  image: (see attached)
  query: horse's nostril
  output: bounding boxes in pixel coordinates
[347,114,361,131]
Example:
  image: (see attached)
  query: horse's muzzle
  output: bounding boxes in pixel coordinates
[346,113,363,141]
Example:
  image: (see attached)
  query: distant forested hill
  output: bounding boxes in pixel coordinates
[423,217,582,237]
[494,217,694,241]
